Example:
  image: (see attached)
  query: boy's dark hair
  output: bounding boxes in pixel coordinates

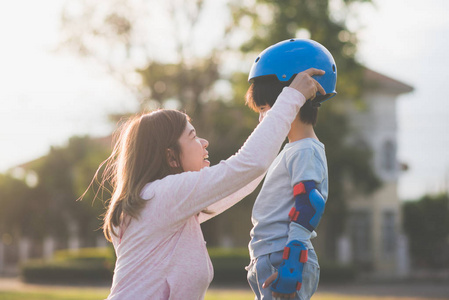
[245,75,318,126]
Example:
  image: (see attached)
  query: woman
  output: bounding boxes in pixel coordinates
[90,69,324,299]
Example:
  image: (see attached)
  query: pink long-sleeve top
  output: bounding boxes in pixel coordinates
[107,87,305,300]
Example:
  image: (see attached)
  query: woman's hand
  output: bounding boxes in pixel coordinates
[289,68,326,100]
[262,272,297,299]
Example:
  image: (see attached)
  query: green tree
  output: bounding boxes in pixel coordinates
[0,174,34,239]
[57,0,380,253]
[60,0,225,116]
[59,0,259,245]
[20,136,111,245]
[60,0,237,157]
[228,0,370,97]
[403,194,449,268]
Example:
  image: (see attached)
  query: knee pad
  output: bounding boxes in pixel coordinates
[288,180,325,232]
[270,240,308,294]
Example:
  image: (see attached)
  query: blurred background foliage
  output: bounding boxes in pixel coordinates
[1,0,447,273]
[403,194,449,269]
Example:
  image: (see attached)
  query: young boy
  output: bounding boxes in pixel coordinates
[245,39,337,300]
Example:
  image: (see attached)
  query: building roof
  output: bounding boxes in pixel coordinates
[364,68,414,95]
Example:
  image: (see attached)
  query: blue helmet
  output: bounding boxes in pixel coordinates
[248,38,337,104]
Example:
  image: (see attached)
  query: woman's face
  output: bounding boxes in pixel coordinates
[178,121,210,172]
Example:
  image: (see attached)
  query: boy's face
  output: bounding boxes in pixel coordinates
[257,105,271,123]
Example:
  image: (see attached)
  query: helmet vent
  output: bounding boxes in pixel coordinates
[332,64,336,72]
[255,57,260,63]
[289,39,295,42]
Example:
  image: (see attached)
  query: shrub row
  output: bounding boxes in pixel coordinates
[208,248,356,284]
[208,247,250,284]
[21,247,115,284]
[21,247,356,284]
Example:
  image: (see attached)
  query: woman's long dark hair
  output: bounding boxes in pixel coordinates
[89,109,188,241]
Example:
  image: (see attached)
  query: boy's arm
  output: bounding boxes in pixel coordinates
[269,148,326,295]
[287,148,326,240]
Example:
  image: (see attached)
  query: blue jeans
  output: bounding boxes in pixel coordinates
[246,248,320,300]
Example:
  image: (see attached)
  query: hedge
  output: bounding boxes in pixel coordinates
[21,247,115,284]
[208,248,356,285]
[21,247,356,284]
[208,247,250,284]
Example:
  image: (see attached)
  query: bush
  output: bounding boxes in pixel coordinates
[208,248,357,285]
[21,247,115,284]
[319,262,357,283]
[54,247,115,266]
[20,246,356,285]
[208,247,250,284]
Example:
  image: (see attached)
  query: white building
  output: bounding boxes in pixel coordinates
[340,68,414,277]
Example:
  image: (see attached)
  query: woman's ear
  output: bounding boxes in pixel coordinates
[166,148,179,168]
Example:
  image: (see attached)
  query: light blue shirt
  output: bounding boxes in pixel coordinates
[249,138,328,260]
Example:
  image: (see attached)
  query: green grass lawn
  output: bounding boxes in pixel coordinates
[0,289,108,300]
[0,288,439,300]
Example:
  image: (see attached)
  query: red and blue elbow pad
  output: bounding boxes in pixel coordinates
[270,240,308,294]
[288,180,325,232]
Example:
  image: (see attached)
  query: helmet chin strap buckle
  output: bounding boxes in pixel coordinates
[312,92,337,106]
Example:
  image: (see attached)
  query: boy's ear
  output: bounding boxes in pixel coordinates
[166,148,179,168]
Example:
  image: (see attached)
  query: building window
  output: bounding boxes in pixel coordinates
[382,211,396,257]
[382,140,396,171]
[349,211,372,266]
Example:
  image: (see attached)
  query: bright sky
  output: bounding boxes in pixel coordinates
[0,0,137,171]
[0,0,448,200]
